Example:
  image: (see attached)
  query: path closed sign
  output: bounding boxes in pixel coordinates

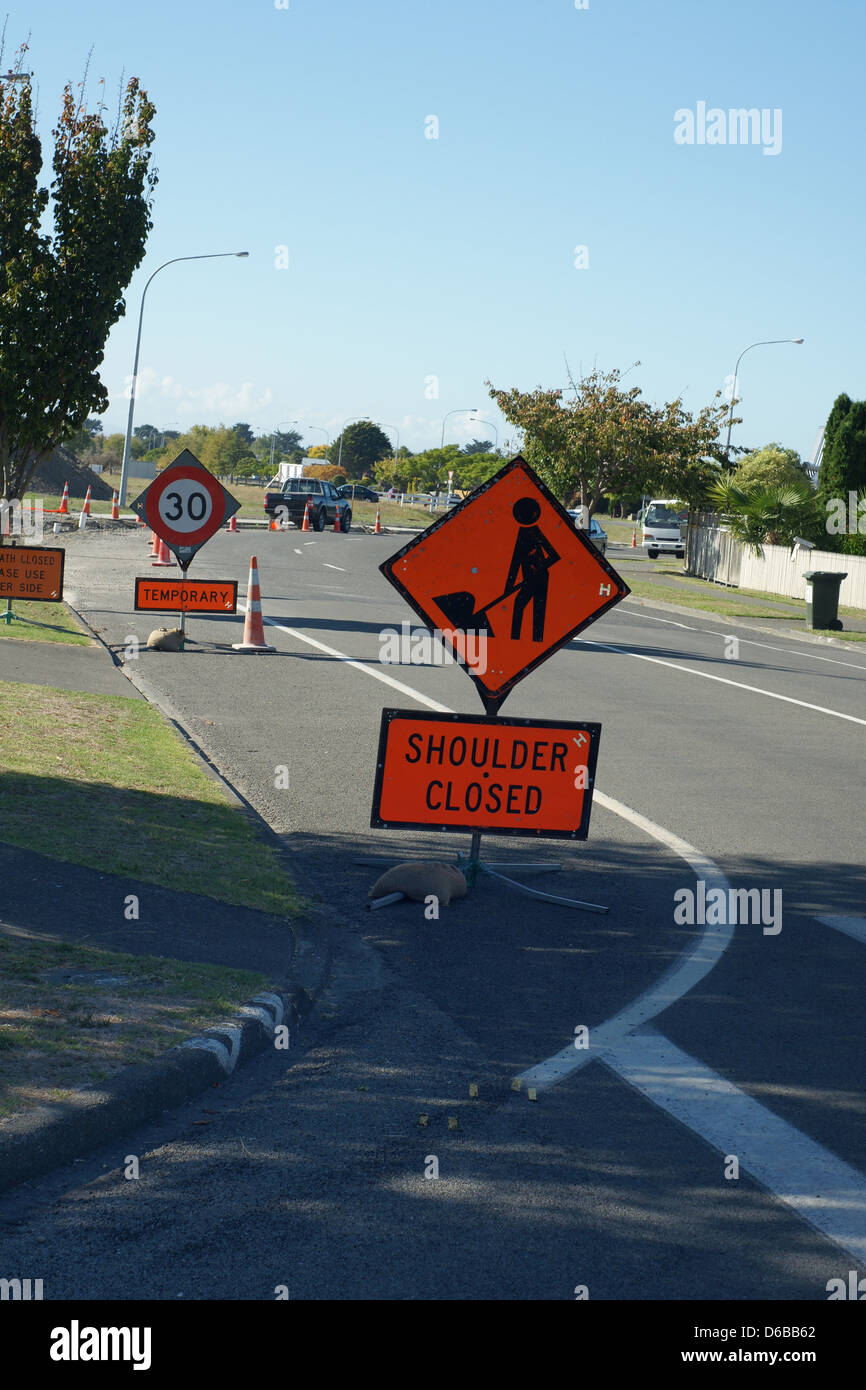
[0,546,64,601]
[381,456,629,704]
[134,579,238,613]
[371,709,601,839]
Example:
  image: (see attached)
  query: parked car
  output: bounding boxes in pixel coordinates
[642,498,685,559]
[337,484,379,502]
[264,477,351,530]
[567,510,608,556]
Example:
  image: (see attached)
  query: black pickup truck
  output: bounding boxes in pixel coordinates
[263,477,352,531]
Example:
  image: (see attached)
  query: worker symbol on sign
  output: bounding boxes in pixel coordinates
[434,497,561,641]
[505,498,560,641]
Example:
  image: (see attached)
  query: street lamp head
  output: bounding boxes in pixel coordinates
[235,251,250,258]
[792,337,804,344]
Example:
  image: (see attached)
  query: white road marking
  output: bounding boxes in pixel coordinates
[293,548,303,555]
[619,605,866,672]
[518,790,733,1087]
[601,1028,866,1267]
[252,612,451,712]
[579,638,866,726]
[323,564,346,571]
[816,914,866,946]
[304,542,317,546]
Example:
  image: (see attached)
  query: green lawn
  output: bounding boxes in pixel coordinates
[0,600,92,645]
[0,680,301,917]
[0,934,270,1120]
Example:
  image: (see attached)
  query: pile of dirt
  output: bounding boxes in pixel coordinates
[32,447,115,501]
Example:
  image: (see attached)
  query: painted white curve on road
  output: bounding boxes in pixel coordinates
[247,608,737,1071]
[618,606,866,672]
[518,788,734,1089]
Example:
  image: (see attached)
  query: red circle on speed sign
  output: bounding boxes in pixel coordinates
[145,466,227,548]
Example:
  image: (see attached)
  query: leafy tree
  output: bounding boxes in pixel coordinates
[133,422,158,440]
[0,55,156,504]
[306,444,329,459]
[487,365,730,517]
[303,463,345,482]
[819,395,866,513]
[462,438,494,456]
[329,421,392,479]
[231,422,255,446]
[734,443,806,491]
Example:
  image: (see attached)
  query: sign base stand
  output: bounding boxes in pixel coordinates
[353,831,609,914]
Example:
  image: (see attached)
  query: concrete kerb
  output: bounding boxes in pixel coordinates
[0,989,301,1197]
[0,603,340,1197]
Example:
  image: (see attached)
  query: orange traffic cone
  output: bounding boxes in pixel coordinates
[631,527,637,548]
[232,557,276,652]
[300,497,312,532]
[81,486,92,517]
[269,517,280,531]
[227,514,238,532]
[373,507,383,534]
[152,538,175,567]
[333,506,343,533]
[58,482,69,515]
[150,531,160,555]
[111,491,119,520]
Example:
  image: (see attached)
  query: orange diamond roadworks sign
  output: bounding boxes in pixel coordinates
[380,456,629,704]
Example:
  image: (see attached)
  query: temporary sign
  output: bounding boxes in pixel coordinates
[380,456,629,705]
[370,708,601,839]
[134,578,238,614]
[129,451,240,569]
[0,545,64,601]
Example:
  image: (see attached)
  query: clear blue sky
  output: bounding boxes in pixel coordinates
[19,0,866,459]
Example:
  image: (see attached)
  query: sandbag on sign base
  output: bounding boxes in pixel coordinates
[368,861,468,907]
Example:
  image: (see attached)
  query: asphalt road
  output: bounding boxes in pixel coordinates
[3,523,864,1303]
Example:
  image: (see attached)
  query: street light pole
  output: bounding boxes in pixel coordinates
[440,407,478,450]
[469,416,499,450]
[269,419,298,474]
[724,338,804,462]
[119,251,249,505]
[304,424,330,458]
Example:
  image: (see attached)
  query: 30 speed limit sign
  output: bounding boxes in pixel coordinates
[130,450,241,568]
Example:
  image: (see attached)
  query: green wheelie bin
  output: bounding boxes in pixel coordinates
[803,570,847,630]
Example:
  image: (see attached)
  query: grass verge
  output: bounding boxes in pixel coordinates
[0,933,269,1120]
[0,600,92,645]
[0,680,301,917]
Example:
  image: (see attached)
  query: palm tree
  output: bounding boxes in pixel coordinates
[708,477,822,554]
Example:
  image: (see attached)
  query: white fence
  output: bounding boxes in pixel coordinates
[687,517,866,610]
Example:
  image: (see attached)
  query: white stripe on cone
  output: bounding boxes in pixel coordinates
[233,556,276,651]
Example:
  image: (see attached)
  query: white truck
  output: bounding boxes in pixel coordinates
[642,498,686,559]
